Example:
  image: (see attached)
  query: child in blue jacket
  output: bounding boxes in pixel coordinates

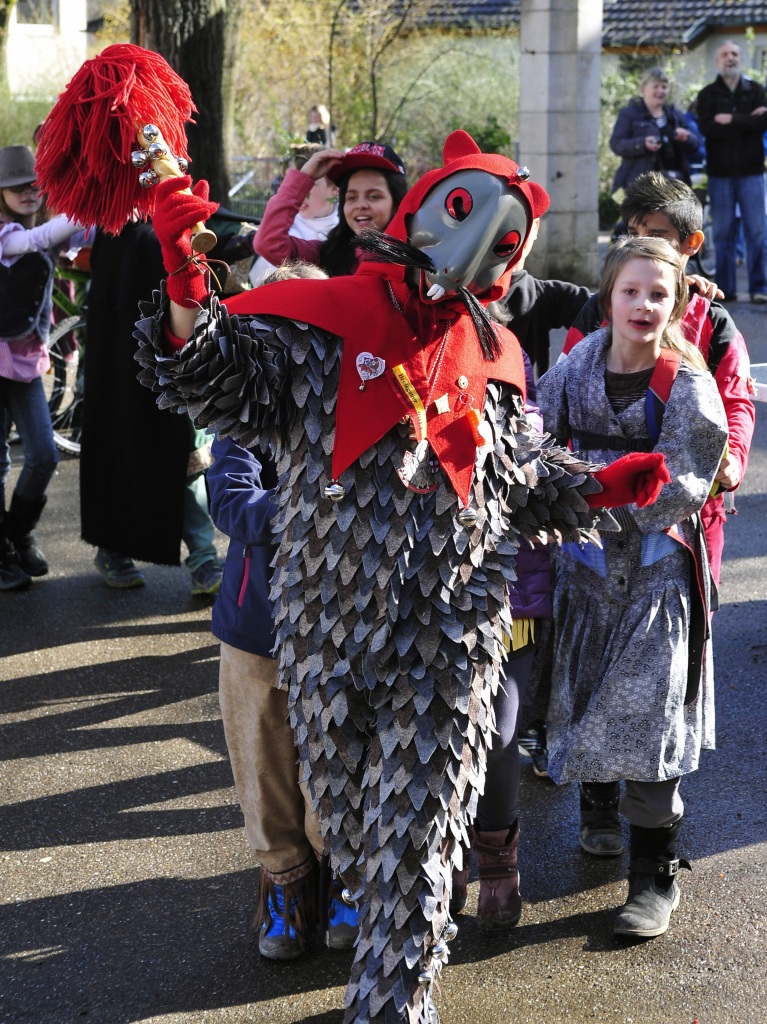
[210,433,357,958]
[208,263,356,959]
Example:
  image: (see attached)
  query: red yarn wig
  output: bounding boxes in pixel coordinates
[35,44,196,234]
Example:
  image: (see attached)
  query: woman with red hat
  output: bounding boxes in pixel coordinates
[252,141,408,277]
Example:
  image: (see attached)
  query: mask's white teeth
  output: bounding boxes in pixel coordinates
[427,283,446,301]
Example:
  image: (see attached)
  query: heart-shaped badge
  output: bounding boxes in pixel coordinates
[356,352,385,386]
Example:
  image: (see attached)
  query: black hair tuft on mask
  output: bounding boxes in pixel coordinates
[458,287,502,361]
[357,230,500,359]
[355,229,436,273]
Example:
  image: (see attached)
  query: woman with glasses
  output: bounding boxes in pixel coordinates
[0,145,83,589]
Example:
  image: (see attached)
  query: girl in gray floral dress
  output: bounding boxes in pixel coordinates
[536,236,728,939]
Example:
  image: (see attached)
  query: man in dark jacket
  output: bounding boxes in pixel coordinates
[696,40,767,303]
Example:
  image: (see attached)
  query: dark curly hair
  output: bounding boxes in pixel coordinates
[320,168,409,277]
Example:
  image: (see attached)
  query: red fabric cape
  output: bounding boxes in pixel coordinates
[225,271,525,505]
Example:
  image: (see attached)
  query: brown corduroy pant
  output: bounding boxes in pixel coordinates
[218,642,323,874]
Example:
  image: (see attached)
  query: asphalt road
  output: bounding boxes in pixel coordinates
[2,300,766,1024]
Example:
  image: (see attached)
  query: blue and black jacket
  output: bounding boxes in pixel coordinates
[208,435,278,658]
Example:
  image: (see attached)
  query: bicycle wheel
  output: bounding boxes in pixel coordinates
[45,315,86,456]
[43,315,78,416]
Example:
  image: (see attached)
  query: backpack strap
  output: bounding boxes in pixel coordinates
[645,348,681,443]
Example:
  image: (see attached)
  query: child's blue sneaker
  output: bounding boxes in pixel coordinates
[259,884,302,960]
[327,888,359,950]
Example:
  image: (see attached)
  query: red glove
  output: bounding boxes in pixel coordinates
[586,452,671,509]
[151,176,219,307]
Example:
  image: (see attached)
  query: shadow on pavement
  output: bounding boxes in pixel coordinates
[0,870,352,1023]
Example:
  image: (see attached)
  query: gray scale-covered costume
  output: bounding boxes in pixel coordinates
[135,286,612,1023]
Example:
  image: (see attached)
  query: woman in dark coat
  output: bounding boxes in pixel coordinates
[610,67,700,193]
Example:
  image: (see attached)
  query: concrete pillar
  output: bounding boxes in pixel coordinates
[518,0,603,284]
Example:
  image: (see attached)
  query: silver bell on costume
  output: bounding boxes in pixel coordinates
[138,169,160,188]
[323,481,346,502]
[456,505,478,528]
[146,141,167,161]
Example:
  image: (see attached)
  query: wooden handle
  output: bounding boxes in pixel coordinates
[135,124,217,254]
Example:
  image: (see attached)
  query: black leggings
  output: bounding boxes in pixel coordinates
[475,644,536,832]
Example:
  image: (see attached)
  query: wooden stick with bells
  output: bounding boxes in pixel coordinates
[132,124,217,254]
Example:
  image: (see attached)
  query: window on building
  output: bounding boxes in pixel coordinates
[15,0,55,25]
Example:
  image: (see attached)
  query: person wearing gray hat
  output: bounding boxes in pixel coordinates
[0,144,84,590]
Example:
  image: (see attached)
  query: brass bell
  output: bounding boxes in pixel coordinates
[141,124,160,143]
[323,481,346,502]
[138,168,160,189]
[456,505,478,528]
[131,150,150,168]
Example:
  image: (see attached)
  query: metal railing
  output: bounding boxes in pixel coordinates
[226,156,284,221]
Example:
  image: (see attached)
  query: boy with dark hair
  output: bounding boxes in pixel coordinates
[561,170,754,861]
[620,170,705,245]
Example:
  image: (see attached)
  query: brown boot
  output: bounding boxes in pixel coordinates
[474,823,522,928]
[449,826,474,915]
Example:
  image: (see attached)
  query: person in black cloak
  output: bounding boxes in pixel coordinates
[80,220,222,593]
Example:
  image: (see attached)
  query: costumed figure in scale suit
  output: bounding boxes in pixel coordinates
[134,131,670,1024]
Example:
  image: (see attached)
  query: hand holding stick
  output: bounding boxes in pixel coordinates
[133,123,217,253]
[137,124,220,310]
